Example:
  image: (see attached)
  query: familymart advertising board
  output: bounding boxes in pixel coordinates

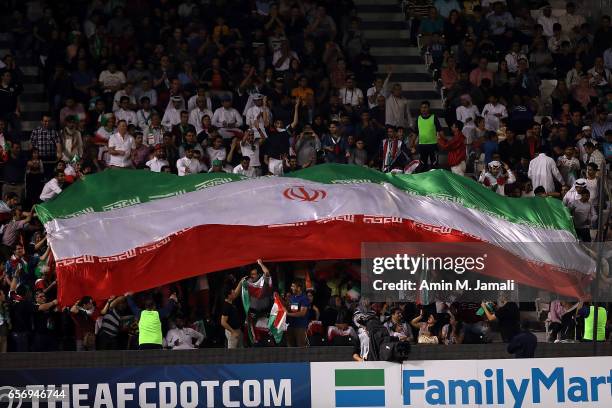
[0,357,610,407]
[311,357,612,408]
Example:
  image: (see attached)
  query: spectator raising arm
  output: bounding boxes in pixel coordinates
[100,295,124,315]
[257,258,270,277]
[410,309,425,329]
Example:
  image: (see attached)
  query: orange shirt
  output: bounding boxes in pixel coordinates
[291,87,314,100]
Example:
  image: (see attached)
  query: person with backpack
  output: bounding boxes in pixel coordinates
[358,303,411,362]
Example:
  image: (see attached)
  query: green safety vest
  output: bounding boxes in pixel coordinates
[139,310,162,345]
[584,306,607,341]
[418,115,437,145]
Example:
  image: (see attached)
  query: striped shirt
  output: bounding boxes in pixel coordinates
[100,308,121,338]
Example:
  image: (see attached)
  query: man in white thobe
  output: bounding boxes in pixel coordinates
[212,95,243,139]
[244,94,271,138]
[161,96,184,131]
[188,96,213,134]
[528,152,565,193]
[562,178,587,207]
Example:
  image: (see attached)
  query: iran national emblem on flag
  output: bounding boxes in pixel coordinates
[268,292,287,343]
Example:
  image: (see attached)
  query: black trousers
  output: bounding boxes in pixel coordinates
[418,143,438,170]
[139,343,162,350]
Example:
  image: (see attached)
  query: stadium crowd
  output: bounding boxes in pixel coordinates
[0,0,610,353]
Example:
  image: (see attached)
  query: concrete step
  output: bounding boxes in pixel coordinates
[356,4,399,12]
[361,21,405,30]
[20,111,42,121]
[360,12,404,22]
[20,93,46,103]
[379,63,427,73]
[408,99,443,110]
[20,66,39,76]
[395,81,436,91]
[363,29,410,39]
[386,72,431,82]
[22,120,39,132]
[376,55,423,65]
[20,102,47,112]
[354,0,398,4]
[388,71,432,82]
[370,47,420,57]
[22,83,44,94]
[368,38,413,47]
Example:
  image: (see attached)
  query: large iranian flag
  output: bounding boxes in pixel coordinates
[36,164,593,305]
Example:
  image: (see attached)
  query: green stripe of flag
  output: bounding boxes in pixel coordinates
[335,369,384,387]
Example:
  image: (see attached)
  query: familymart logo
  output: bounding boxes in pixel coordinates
[335,369,385,407]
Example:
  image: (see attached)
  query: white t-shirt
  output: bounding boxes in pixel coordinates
[114,108,137,127]
[240,142,261,167]
[233,164,257,178]
[206,147,227,163]
[40,178,62,201]
[482,103,508,131]
[366,82,390,108]
[455,105,480,125]
[108,132,135,167]
[211,107,243,129]
[176,157,206,176]
[244,105,270,128]
[146,157,169,172]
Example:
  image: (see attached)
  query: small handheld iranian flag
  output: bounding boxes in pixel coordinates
[268,292,287,344]
[241,274,273,344]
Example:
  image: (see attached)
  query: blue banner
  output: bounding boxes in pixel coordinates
[0,362,310,407]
